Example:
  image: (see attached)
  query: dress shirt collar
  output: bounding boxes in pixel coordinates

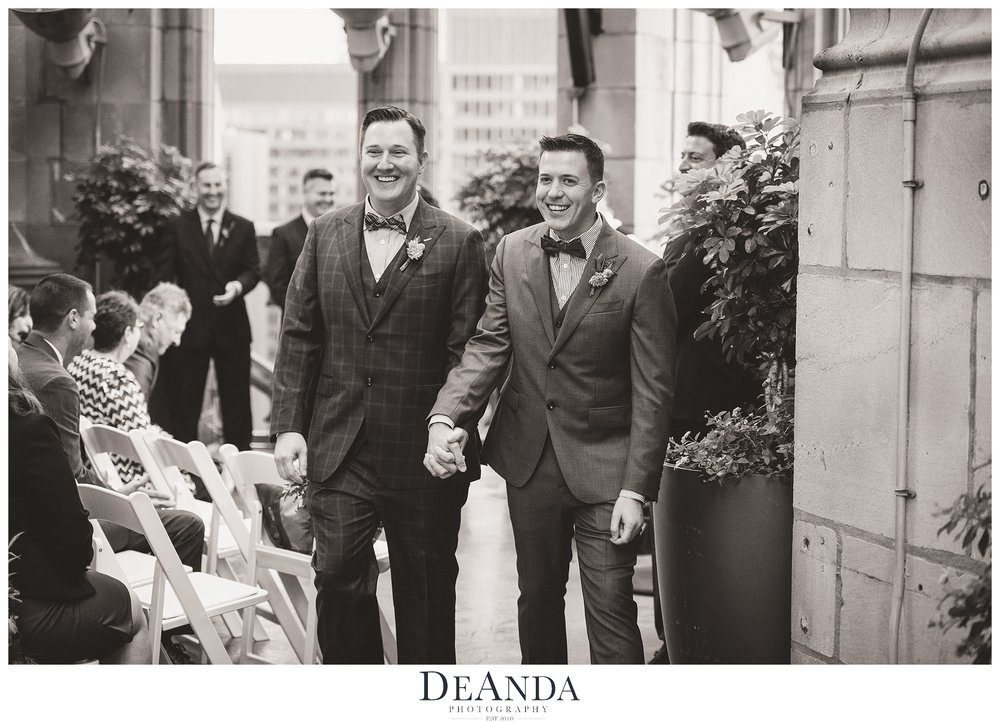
[301,207,317,227]
[364,194,420,235]
[41,337,64,368]
[547,213,604,260]
[197,206,225,228]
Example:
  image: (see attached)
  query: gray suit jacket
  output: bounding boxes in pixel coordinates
[431,221,678,503]
[15,331,106,488]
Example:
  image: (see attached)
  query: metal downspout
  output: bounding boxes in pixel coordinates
[889,7,933,665]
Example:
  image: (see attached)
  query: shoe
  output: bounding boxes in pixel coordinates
[163,639,193,664]
[648,643,670,665]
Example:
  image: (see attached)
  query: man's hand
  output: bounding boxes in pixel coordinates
[424,423,469,478]
[275,432,309,485]
[610,496,645,545]
[212,281,241,306]
[118,477,175,509]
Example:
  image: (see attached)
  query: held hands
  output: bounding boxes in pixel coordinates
[610,496,645,545]
[212,281,241,306]
[275,432,309,485]
[424,423,469,478]
[119,476,175,509]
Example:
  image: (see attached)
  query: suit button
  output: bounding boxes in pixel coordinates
[546,401,558,410]
[366,334,375,343]
[555,320,563,328]
[365,376,373,387]
[547,362,557,370]
[374,291,382,298]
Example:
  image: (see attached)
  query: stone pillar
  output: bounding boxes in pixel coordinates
[792,8,990,664]
[555,9,725,239]
[356,9,438,198]
[8,8,213,280]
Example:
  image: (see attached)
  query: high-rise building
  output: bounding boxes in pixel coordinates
[216,64,358,225]
[437,9,558,215]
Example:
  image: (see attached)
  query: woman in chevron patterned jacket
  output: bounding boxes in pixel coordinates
[69,290,160,487]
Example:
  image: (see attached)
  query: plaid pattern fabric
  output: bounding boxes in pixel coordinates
[547,215,602,308]
[271,198,488,489]
[363,211,406,235]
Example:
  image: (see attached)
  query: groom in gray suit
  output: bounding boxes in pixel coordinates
[426,133,677,663]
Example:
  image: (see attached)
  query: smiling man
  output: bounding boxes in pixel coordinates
[270,105,488,664]
[425,133,678,664]
[151,162,260,450]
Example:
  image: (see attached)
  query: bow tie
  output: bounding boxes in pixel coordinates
[364,211,407,235]
[541,234,587,260]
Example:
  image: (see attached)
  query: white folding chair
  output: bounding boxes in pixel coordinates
[78,420,193,587]
[219,444,397,664]
[79,485,268,664]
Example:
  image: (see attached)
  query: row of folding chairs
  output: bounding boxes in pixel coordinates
[78,420,397,664]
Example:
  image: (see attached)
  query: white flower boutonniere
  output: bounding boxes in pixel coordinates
[588,253,618,297]
[219,222,234,247]
[399,237,429,272]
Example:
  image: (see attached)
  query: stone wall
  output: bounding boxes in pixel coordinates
[8,8,212,276]
[792,8,990,663]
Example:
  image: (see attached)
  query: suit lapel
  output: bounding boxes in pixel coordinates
[524,232,556,347]
[550,225,628,358]
[338,204,372,328]
[368,199,443,331]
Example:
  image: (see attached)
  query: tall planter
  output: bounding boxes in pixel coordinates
[653,465,793,663]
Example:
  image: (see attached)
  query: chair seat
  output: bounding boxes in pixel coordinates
[178,497,250,557]
[136,572,268,631]
[116,550,191,587]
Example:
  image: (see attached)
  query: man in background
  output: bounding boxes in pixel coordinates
[266,168,336,311]
[151,161,260,450]
[125,282,192,401]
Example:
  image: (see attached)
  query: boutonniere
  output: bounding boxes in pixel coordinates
[588,253,618,296]
[220,222,234,244]
[399,237,429,272]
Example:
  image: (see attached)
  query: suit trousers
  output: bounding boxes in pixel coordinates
[306,438,469,664]
[506,436,644,664]
[100,508,205,572]
[153,342,252,450]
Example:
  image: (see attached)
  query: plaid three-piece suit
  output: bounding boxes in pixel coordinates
[270,197,488,663]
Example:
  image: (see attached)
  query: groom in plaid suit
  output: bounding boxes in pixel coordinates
[270,106,488,663]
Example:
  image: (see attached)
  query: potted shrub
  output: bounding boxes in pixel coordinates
[653,110,800,663]
[67,137,195,297]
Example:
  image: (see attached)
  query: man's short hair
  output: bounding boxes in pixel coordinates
[687,121,747,159]
[92,290,139,353]
[194,160,220,179]
[29,273,93,333]
[359,105,427,156]
[302,168,334,186]
[138,282,192,324]
[538,133,605,184]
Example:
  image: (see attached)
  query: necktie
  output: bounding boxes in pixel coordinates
[364,211,407,235]
[541,234,587,260]
[204,218,215,250]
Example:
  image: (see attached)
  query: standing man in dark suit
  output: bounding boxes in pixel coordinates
[426,134,677,664]
[150,162,260,450]
[270,106,488,664]
[265,168,336,311]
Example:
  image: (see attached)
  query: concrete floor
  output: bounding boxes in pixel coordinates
[214,462,660,665]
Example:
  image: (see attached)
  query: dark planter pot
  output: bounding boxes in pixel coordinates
[653,465,793,664]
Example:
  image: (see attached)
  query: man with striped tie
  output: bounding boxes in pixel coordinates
[270,106,488,664]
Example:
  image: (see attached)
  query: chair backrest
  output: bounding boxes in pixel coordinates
[79,420,173,497]
[219,444,287,511]
[79,417,123,490]
[143,436,251,560]
[77,485,232,663]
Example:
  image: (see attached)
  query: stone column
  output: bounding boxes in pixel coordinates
[356,8,438,198]
[8,8,213,280]
[555,8,725,240]
[792,8,990,664]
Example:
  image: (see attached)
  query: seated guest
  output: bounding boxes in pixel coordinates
[8,285,32,344]
[125,282,191,401]
[69,290,159,487]
[8,341,152,664]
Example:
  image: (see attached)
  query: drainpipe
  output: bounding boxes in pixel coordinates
[889,7,933,665]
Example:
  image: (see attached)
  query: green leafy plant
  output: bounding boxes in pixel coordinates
[663,402,793,481]
[930,486,991,663]
[454,143,544,258]
[67,137,195,297]
[659,110,800,386]
[659,110,800,480]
